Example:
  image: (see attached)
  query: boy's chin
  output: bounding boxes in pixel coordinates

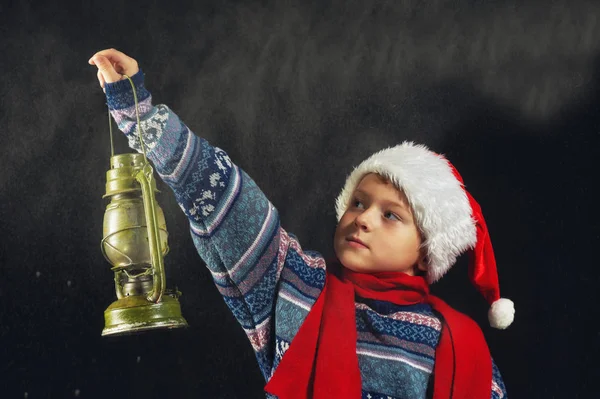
[335,250,373,273]
[338,259,374,273]
[338,255,419,275]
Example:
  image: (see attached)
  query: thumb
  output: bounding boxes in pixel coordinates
[91,55,123,84]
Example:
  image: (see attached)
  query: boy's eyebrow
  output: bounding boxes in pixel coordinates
[354,189,412,214]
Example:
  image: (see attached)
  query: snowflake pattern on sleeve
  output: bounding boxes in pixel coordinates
[176,146,234,223]
[123,104,170,152]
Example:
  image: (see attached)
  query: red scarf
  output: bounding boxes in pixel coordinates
[264,261,492,398]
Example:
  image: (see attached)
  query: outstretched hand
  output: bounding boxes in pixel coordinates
[88,48,140,91]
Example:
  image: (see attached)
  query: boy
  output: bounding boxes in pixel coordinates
[90,48,514,398]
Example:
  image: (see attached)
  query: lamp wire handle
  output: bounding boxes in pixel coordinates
[106,75,149,162]
[108,108,114,159]
[124,75,149,162]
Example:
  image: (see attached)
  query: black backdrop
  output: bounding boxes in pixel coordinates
[1,0,598,397]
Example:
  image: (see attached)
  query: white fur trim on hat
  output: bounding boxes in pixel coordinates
[335,141,477,283]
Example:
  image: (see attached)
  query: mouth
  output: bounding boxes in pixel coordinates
[346,236,369,249]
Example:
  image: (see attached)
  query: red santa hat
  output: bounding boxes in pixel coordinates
[335,141,515,329]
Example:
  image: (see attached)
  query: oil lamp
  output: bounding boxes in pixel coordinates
[100,76,188,336]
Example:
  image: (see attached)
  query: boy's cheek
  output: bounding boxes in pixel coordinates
[333,238,344,257]
[333,224,348,243]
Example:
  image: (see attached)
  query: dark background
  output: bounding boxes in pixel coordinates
[1,0,598,397]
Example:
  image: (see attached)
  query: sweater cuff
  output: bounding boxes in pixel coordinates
[105,69,150,110]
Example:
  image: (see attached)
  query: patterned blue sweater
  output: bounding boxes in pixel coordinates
[104,71,507,399]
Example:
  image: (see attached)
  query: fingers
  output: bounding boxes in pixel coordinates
[88,48,128,65]
[91,54,123,84]
[97,70,107,92]
[89,48,139,79]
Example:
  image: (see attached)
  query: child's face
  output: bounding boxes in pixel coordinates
[334,173,426,275]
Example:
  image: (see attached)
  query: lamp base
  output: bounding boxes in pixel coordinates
[102,293,188,336]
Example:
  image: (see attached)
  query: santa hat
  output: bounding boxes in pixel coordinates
[335,141,515,329]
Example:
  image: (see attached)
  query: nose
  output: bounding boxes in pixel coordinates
[354,208,374,231]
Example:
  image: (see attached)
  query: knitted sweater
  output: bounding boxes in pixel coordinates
[104,71,508,399]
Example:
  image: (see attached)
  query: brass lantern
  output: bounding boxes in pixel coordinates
[100,76,188,336]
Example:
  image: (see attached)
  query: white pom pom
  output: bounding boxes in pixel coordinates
[488,298,515,329]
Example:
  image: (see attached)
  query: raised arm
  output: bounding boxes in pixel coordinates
[89,49,302,377]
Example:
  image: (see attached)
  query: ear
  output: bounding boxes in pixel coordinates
[416,252,428,272]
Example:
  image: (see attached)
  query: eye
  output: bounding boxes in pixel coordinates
[384,211,401,221]
[352,199,365,209]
